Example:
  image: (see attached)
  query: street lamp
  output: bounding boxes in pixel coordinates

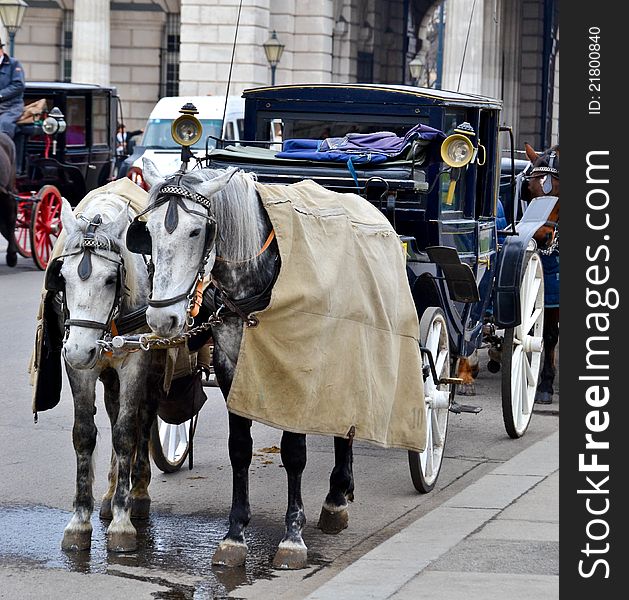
[0,0,28,56]
[409,54,423,87]
[263,30,284,86]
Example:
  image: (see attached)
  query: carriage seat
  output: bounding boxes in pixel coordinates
[14,124,41,175]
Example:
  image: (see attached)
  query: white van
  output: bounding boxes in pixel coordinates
[122,95,245,186]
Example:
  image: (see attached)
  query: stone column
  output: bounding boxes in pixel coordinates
[71,0,110,85]
[442,0,484,93]
[180,0,271,96]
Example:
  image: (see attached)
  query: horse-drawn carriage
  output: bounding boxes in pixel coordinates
[35,83,558,564]
[10,82,118,269]
[152,84,556,482]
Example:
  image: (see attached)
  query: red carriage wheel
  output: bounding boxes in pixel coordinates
[30,185,63,270]
[14,197,33,258]
[127,166,149,191]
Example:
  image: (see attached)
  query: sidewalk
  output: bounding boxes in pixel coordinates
[305,430,559,600]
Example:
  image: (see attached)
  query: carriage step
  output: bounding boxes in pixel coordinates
[449,400,482,414]
[440,377,464,385]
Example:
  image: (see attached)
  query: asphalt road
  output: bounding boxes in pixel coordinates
[0,249,559,599]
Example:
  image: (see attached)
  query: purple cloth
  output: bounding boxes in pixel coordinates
[277,123,445,164]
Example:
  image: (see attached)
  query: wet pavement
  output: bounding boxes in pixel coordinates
[0,505,289,598]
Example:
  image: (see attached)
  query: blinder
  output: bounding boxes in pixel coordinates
[127,218,153,255]
[45,257,65,293]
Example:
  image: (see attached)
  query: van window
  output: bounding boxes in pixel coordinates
[142,118,223,149]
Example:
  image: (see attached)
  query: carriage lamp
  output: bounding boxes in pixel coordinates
[440,123,476,206]
[172,103,202,147]
[42,107,66,135]
[172,103,202,168]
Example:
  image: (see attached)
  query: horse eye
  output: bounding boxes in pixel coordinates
[190,228,202,238]
[105,277,116,286]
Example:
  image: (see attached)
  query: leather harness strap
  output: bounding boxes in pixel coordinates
[215,229,276,264]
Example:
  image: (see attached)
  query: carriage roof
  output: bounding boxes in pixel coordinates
[242,83,503,111]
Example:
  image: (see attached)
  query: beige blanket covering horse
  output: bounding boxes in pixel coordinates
[227,180,426,452]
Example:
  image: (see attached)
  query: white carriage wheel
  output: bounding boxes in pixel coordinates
[149,414,198,473]
[501,247,545,438]
[408,307,451,493]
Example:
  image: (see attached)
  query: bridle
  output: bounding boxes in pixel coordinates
[127,173,219,326]
[45,214,128,338]
[522,149,559,254]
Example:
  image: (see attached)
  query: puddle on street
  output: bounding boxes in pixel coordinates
[0,505,288,598]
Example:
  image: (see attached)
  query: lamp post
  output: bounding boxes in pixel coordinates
[0,0,28,56]
[409,54,423,87]
[263,30,284,86]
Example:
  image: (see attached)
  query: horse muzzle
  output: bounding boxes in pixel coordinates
[62,335,100,370]
[146,305,186,338]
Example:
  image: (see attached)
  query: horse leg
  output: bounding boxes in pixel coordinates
[318,436,354,534]
[0,197,17,267]
[212,412,253,567]
[456,351,479,396]
[535,308,560,404]
[273,431,308,570]
[129,375,158,520]
[99,369,119,520]
[62,370,99,551]
[106,364,143,552]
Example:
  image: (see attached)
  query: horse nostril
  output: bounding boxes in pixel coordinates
[169,316,178,331]
[88,348,96,361]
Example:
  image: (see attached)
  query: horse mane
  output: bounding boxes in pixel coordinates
[63,193,146,309]
[171,168,264,263]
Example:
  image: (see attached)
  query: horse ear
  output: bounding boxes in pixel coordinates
[142,157,164,189]
[60,197,79,237]
[524,142,539,163]
[196,167,239,199]
[111,204,131,240]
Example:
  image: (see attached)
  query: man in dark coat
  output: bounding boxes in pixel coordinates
[0,38,25,138]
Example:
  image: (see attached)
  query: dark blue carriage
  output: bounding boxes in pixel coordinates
[192,84,556,466]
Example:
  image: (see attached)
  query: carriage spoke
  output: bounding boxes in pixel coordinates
[523,307,543,335]
[522,277,542,324]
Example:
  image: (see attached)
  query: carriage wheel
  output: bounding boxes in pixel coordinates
[30,185,63,270]
[501,247,544,438]
[14,199,32,258]
[149,414,199,473]
[127,166,149,191]
[408,307,452,493]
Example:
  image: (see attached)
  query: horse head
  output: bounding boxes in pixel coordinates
[523,143,560,251]
[140,158,239,338]
[57,197,130,369]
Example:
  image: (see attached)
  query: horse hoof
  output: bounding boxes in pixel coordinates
[131,497,151,519]
[457,383,476,396]
[107,531,138,553]
[535,391,553,404]
[318,504,349,534]
[6,252,17,268]
[212,540,247,567]
[62,529,92,552]
[273,541,308,570]
[99,499,112,520]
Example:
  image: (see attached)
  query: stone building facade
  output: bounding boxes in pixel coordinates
[11,0,558,149]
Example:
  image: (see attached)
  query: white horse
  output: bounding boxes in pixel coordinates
[55,193,162,552]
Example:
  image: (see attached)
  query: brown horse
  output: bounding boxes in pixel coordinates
[0,131,18,267]
[523,143,559,404]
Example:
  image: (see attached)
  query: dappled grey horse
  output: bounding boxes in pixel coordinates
[53,193,162,552]
[131,159,355,569]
